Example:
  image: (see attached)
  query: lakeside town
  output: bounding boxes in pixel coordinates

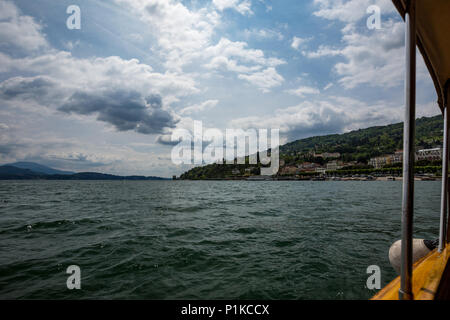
[186,147,444,181]
[273,147,443,181]
[178,116,445,181]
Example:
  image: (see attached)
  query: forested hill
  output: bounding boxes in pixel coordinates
[280,115,443,163]
[179,115,444,179]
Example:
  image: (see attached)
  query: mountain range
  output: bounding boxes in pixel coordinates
[7,162,75,175]
[0,163,169,180]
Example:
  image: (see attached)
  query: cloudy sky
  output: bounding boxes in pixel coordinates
[0,0,441,177]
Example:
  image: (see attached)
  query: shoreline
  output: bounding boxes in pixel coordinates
[177,175,441,182]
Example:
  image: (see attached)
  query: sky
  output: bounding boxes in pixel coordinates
[0,0,441,177]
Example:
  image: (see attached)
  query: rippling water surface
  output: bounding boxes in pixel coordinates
[0,180,442,299]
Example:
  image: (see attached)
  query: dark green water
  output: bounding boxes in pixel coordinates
[0,180,442,299]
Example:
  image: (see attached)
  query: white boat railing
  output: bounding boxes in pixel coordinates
[399,0,416,300]
[399,0,450,300]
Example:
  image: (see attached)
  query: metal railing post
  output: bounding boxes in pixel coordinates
[399,0,416,301]
[445,83,450,245]
[439,106,449,252]
[447,174,450,244]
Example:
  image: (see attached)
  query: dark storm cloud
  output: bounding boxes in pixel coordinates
[156,132,223,151]
[58,90,178,134]
[0,76,56,103]
[0,77,179,135]
[156,134,180,146]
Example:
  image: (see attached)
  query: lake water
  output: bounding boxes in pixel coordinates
[0,180,442,299]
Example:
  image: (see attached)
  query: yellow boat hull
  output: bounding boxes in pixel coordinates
[372,245,450,300]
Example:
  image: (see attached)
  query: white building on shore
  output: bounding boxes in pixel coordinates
[416,148,443,161]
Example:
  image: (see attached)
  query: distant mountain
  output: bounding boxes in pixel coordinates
[47,172,169,180]
[0,165,43,179]
[6,162,74,175]
[0,163,169,180]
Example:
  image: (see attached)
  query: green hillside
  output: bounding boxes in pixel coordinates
[281,115,443,163]
[180,115,444,180]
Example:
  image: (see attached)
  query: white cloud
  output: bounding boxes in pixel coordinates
[291,36,310,50]
[179,100,219,115]
[286,86,320,97]
[0,52,14,72]
[212,0,253,16]
[205,55,262,73]
[312,0,395,23]
[243,28,284,41]
[0,0,48,52]
[63,40,80,51]
[203,37,285,72]
[306,1,431,90]
[238,67,284,93]
[302,45,342,58]
[1,52,199,101]
[114,0,284,93]
[334,20,407,89]
[202,38,285,92]
[323,83,334,90]
[115,0,220,71]
[230,95,406,141]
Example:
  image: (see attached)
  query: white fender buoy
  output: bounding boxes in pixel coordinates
[388,239,432,274]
